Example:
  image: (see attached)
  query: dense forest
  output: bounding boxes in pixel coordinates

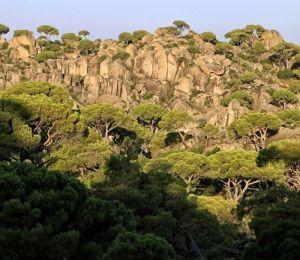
[0,21,300,259]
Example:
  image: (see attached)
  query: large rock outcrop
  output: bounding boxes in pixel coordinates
[260,30,284,50]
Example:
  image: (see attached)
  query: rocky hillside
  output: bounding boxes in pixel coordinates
[1,24,300,131]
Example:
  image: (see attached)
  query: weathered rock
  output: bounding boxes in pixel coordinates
[9,35,37,54]
[260,30,284,50]
[207,99,248,127]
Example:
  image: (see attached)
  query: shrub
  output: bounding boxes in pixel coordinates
[143,91,154,100]
[118,32,132,45]
[43,44,61,52]
[240,72,258,84]
[112,51,130,61]
[63,46,75,53]
[0,42,9,50]
[35,51,59,62]
[78,39,97,55]
[198,118,207,128]
[201,32,217,43]
[277,69,295,79]
[132,30,148,41]
[271,89,298,109]
[277,109,300,128]
[187,46,200,55]
[13,30,32,37]
[294,70,300,79]
[289,80,300,94]
[222,91,254,108]
[99,55,108,63]
[61,33,81,42]
[165,43,178,49]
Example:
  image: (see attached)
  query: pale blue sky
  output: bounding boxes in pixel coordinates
[2,0,300,43]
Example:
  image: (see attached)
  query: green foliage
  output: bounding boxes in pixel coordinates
[103,232,175,260]
[189,195,237,223]
[277,69,295,79]
[240,72,258,84]
[118,32,132,45]
[222,90,254,108]
[132,30,148,41]
[0,162,141,259]
[48,134,111,184]
[0,41,9,50]
[203,124,220,147]
[35,51,59,62]
[98,54,108,63]
[187,46,200,54]
[81,103,143,140]
[257,139,300,167]
[163,26,180,36]
[215,42,233,56]
[201,32,217,43]
[252,41,266,54]
[230,112,281,151]
[0,24,9,37]
[143,90,154,100]
[144,151,208,192]
[78,30,90,38]
[159,110,192,144]
[37,25,59,40]
[0,106,40,161]
[172,20,190,34]
[78,39,96,55]
[225,29,249,46]
[271,89,298,109]
[270,42,300,68]
[237,188,300,259]
[289,80,300,93]
[277,109,300,128]
[257,140,300,190]
[61,33,81,42]
[225,25,264,47]
[13,30,33,37]
[133,103,167,133]
[208,150,285,200]
[112,51,130,61]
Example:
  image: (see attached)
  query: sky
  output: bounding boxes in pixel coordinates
[2,0,300,43]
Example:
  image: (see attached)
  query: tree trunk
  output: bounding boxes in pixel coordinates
[222,178,261,201]
[286,165,300,191]
[178,131,188,149]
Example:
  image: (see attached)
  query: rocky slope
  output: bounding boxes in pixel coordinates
[0,26,299,130]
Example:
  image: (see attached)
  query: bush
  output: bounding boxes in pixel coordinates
[78,39,97,55]
[13,30,32,37]
[132,30,148,41]
[189,195,237,223]
[187,46,200,55]
[43,44,61,52]
[112,51,130,61]
[35,51,59,62]
[277,69,295,79]
[165,43,178,49]
[222,91,254,108]
[61,33,81,42]
[240,72,258,84]
[271,89,298,108]
[289,80,300,94]
[63,46,75,53]
[277,109,300,128]
[293,70,300,79]
[198,118,207,128]
[201,32,217,43]
[99,55,108,63]
[0,42,9,50]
